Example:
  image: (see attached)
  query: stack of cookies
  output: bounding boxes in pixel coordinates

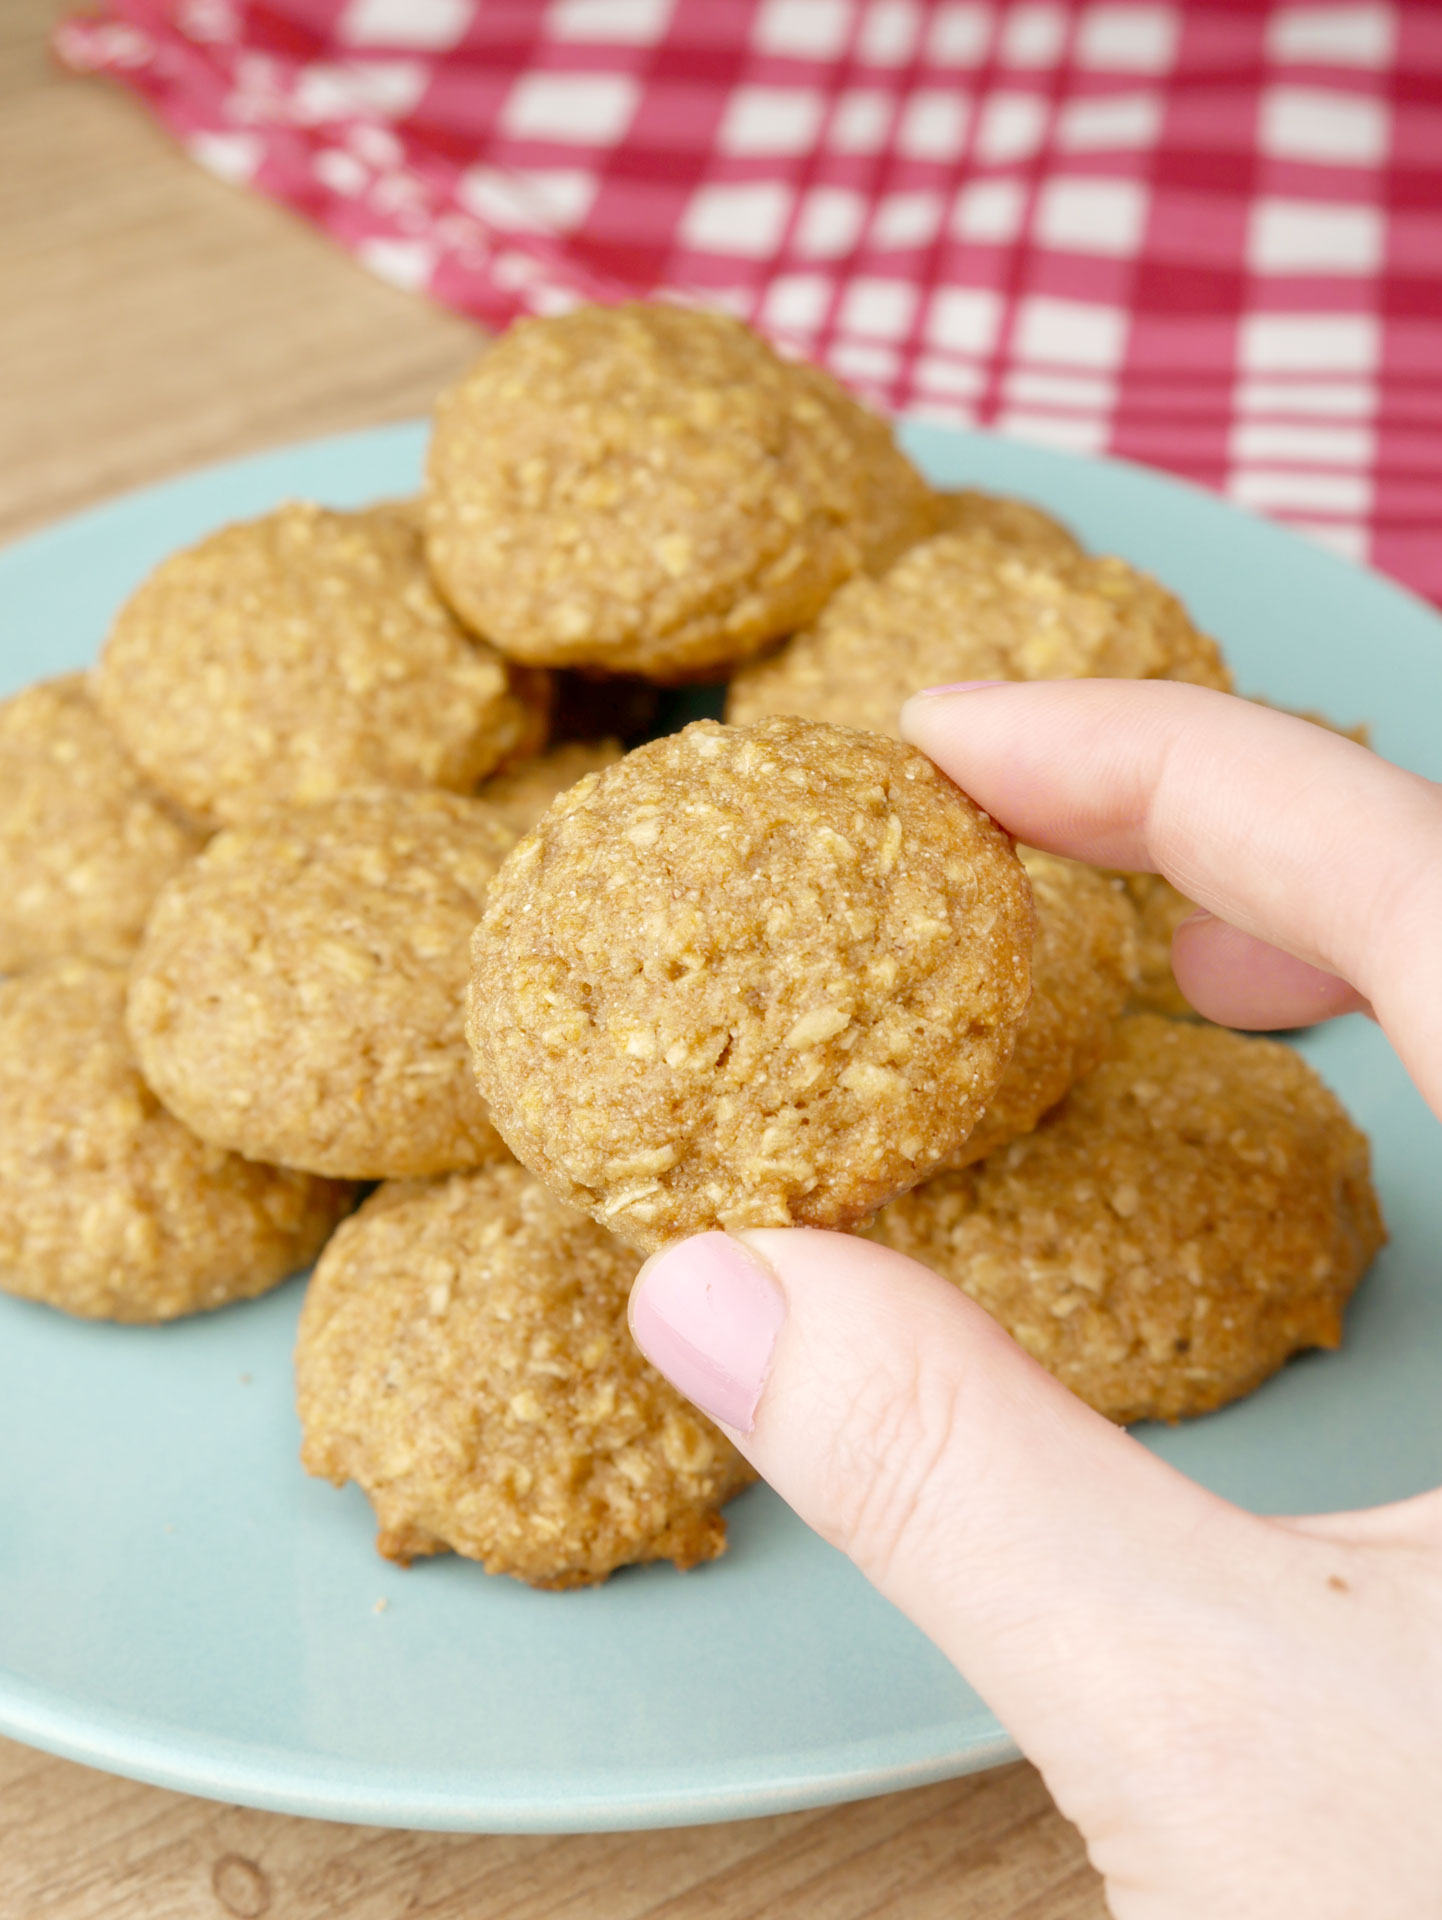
[0,303,1385,1590]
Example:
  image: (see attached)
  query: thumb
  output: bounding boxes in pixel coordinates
[629,1226,1288,1802]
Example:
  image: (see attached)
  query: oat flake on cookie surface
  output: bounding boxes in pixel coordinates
[869,1015,1385,1423]
[468,716,1034,1253]
[296,1161,755,1589]
[128,790,519,1180]
[424,303,920,682]
[95,500,549,824]
[0,961,351,1322]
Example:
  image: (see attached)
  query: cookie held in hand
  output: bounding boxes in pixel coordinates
[468,717,1034,1251]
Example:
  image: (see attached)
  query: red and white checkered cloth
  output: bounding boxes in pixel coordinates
[58,1,1442,603]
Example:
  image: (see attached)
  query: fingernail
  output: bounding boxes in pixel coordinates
[628,1232,786,1434]
[912,679,1008,698]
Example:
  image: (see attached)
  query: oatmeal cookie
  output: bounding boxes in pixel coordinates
[726,528,1233,734]
[928,489,1084,566]
[0,674,206,971]
[424,303,906,681]
[95,500,550,824]
[869,1016,1385,1422]
[468,717,1033,1251]
[1112,871,1198,1018]
[128,790,518,1179]
[0,961,350,1321]
[790,361,937,574]
[947,851,1138,1169]
[296,1161,756,1588]
[478,738,624,838]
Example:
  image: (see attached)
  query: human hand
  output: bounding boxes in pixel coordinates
[628,683,1442,1920]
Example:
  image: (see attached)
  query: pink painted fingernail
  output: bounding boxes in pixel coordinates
[628,1233,786,1434]
[912,679,1008,697]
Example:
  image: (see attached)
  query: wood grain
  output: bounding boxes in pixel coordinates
[0,2,1107,1912]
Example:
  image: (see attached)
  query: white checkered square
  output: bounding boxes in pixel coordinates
[1248,198,1384,273]
[859,0,924,65]
[1239,312,1380,373]
[681,180,794,254]
[951,178,1026,240]
[871,190,945,249]
[1015,296,1129,368]
[794,186,868,256]
[829,338,902,384]
[897,89,971,159]
[357,235,438,288]
[976,91,1048,162]
[925,4,992,65]
[504,71,639,142]
[1001,4,1068,66]
[840,276,919,339]
[913,354,985,396]
[293,60,427,122]
[926,285,1003,354]
[830,89,893,152]
[762,273,834,333]
[548,0,674,39]
[754,0,854,58]
[996,409,1112,452]
[1259,86,1390,165]
[459,166,598,231]
[189,131,263,183]
[1005,369,1118,408]
[719,85,827,155]
[342,0,470,49]
[1037,178,1149,254]
[1235,379,1375,417]
[1268,6,1396,68]
[1229,469,1372,514]
[1230,420,1376,465]
[1076,5,1179,72]
[1056,91,1163,149]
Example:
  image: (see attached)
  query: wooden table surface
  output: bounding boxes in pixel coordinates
[0,4,1107,1913]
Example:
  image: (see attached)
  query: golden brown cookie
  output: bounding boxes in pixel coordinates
[927,488,1084,566]
[468,716,1034,1251]
[790,361,937,574]
[947,850,1138,1169]
[726,528,1233,734]
[477,738,624,838]
[0,674,206,971]
[0,960,350,1321]
[424,303,909,682]
[296,1161,756,1588]
[128,790,519,1179]
[868,1016,1384,1422]
[1112,871,1198,1018]
[95,501,549,824]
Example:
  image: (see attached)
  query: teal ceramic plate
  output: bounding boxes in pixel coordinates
[1,424,1440,1832]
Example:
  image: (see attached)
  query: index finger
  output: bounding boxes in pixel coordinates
[900,680,1442,1114]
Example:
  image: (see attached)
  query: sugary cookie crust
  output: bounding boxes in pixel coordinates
[468,716,1034,1251]
[726,528,1233,734]
[96,501,549,824]
[296,1162,755,1588]
[128,790,519,1179]
[424,304,897,681]
[0,961,351,1322]
[0,674,206,972]
[869,1015,1385,1422]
